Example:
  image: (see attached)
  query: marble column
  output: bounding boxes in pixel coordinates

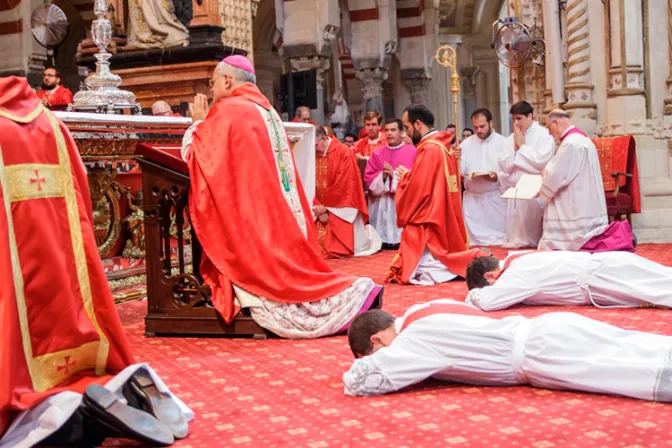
[563,0,597,135]
[606,0,647,135]
[405,75,431,106]
[665,0,672,114]
[357,67,387,114]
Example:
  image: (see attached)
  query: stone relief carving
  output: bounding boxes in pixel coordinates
[324,25,339,44]
[384,41,397,54]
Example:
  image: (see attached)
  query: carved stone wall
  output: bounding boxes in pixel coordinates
[220,0,254,57]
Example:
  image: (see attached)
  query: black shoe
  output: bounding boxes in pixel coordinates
[122,367,189,439]
[82,384,174,447]
[381,243,400,251]
[633,232,638,248]
[371,286,384,310]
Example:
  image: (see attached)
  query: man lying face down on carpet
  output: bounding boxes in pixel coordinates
[463,250,672,311]
[343,299,672,400]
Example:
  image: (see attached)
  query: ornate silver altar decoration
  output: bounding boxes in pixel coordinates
[70,0,140,114]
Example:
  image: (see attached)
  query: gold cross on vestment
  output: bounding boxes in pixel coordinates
[30,170,46,191]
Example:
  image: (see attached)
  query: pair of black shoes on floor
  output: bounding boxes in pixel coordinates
[40,367,188,447]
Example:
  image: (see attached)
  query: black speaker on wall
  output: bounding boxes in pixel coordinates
[278,69,318,113]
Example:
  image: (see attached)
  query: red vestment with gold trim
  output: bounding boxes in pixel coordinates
[387,131,485,283]
[35,86,74,111]
[0,77,134,436]
[314,138,369,258]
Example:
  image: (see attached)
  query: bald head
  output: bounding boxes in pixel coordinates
[296,106,311,123]
[546,108,572,141]
[151,101,172,116]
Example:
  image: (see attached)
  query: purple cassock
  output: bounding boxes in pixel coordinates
[363,142,417,188]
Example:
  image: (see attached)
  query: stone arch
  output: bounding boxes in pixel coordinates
[252,0,284,108]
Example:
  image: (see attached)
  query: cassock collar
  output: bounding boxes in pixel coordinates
[560,125,576,140]
[479,131,499,144]
[368,132,382,144]
[388,141,405,150]
[420,130,438,142]
[0,76,43,123]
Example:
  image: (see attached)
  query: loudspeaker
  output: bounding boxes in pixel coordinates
[278,70,318,113]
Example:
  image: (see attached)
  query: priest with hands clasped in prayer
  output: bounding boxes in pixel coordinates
[313,126,382,259]
[353,111,387,160]
[386,105,486,285]
[182,56,382,339]
[459,108,508,246]
[498,101,555,248]
[363,118,417,249]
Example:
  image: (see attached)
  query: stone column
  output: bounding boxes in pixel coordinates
[405,74,431,106]
[397,0,434,108]
[665,0,672,114]
[347,0,397,115]
[606,0,647,135]
[357,67,387,114]
[563,0,597,135]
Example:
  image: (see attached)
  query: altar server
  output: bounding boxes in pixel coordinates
[539,109,609,250]
[464,250,672,311]
[499,102,555,248]
[344,300,672,402]
[460,109,508,246]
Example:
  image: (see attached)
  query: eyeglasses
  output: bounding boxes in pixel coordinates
[209,74,228,89]
[154,110,172,116]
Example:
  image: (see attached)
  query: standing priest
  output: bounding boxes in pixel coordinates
[183,56,382,339]
[363,118,417,249]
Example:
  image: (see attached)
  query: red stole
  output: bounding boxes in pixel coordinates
[493,250,548,280]
[400,302,490,332]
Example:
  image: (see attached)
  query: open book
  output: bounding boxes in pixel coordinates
[468,171,494,180]
[501,174,543,200]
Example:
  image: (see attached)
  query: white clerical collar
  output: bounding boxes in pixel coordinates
[420,130,438,142]
[47,86,59,94]
[478,131,498,143]
[524,121,537,136]
[561,126,576,139]
[368,132,382,144]
[388,141,405,150]
[327,137,332,146]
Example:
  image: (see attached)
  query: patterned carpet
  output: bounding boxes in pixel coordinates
[115,244,672,448]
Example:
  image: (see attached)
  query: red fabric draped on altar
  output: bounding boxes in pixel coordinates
[591,135,641,214]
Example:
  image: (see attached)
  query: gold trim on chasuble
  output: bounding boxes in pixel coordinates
[0,110,109,392]
[255,104,309,238]
[0,103,44,124]
[418,140,459,193]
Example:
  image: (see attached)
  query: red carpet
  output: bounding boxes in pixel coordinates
[116,244,672,447]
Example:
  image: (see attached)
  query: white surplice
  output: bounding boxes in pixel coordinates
[538,127,608,250]
[343,299,672,402]
[499,122,555,248]
[466,251,672,311]
[0,364,193,448]
[368,170,401,244]
[460,132,508,246]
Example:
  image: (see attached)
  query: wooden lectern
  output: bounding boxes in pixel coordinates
[136,144,268,338]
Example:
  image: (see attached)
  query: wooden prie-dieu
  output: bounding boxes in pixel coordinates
[136,144,268,338]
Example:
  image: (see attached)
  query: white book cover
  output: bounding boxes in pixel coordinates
[501,174,543,200]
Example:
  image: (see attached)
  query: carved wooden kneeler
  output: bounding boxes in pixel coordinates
[136,145,268,338]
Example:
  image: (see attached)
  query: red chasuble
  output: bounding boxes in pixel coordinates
[0,77,134,436]
[314,138,369,258]
[36,85,74,111]
[188,84,358,323]
[386,131,485,283]
[352,133,387,158]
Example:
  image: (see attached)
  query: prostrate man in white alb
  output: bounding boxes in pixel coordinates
[464,251,672,311]
[498,101,555,248]
[539,109,609,250]
[459,108,508,246]
[343,300,672,402]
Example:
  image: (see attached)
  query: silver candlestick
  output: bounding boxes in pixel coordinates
[70,0,140,114]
